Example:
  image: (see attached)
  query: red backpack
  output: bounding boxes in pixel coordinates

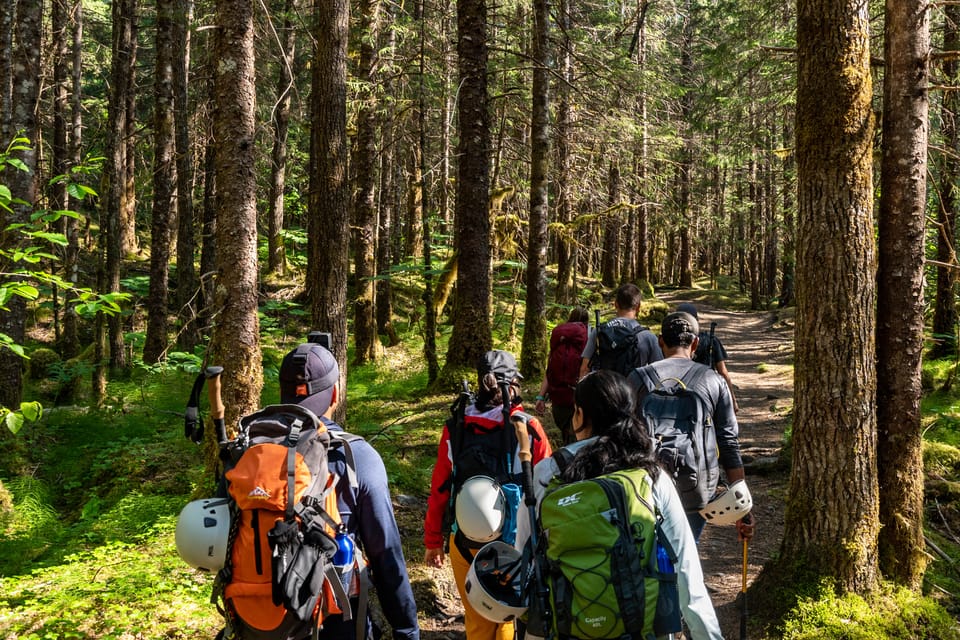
[546,321,588,406]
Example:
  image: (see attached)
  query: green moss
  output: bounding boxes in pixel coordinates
[779,582,960,640]
[28,347,61,379]
[924,441,960,476]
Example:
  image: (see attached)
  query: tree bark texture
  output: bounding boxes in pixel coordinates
[175,0,199,351]
[267,0,295,277]
[209,0,263,427]
[51,0,70,346]
[876,0,928,590]
[520,0,549,380]
[0,0,42,410]
[784,0,879,594]
[445,0,493,368]
[0,0,13,140]
[931,6,960,360]
[309,0,350,420]
[144,0,178,364]
[62,0,84,362]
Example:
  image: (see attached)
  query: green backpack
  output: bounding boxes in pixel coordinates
[533,467,679,640]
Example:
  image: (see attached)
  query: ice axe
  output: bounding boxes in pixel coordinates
[183,365,225,444]
[205,366,227,444]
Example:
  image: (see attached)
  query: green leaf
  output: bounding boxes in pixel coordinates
[6,157,28,172]
[5,410,23,435]
[19,400,42,422]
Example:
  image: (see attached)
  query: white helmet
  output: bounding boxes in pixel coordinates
[464,540,527,622]
[455,476,506,543]
[175,498,231,571]
[699,480,753,526]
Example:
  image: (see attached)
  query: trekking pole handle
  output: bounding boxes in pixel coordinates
[206,366,226,443]
[511,415,536,504]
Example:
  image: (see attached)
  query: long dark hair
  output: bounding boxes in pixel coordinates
[560,370,659,483]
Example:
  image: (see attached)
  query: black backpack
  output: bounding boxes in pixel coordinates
[593,317,648,376]
[440,382,525,549]
[632,365,719,512]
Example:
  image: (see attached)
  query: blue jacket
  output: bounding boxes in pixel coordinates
[324,417,420,640]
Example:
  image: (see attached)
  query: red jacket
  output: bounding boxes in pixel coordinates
[424,403,553,549]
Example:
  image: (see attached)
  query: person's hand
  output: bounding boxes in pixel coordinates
[535,398,546,415]
[736,512,755,541]
[424,547,445,568]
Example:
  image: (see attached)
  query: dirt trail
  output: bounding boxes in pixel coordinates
[407,295,796,640]
[658,294,794,638]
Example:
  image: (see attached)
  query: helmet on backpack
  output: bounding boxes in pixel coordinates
[699,479,752,526]
[175,498,232,571]
[455,476,507,543]
[465,540,527,622]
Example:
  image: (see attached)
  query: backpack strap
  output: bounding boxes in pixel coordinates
[678,364,712,406]
[284,420,304,523]
[552,446,575,476]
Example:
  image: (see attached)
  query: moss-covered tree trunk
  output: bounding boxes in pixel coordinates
[208,0,262,432]
[444,0,493,372]
[352,0,383,367]
[520,0,550,380]
[309,0,350,422]
[143,0,177,365]
[780,0,879,594]
[876,0,928,590]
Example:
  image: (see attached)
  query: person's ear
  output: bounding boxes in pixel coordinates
[328,381,340,413]
[690,335,699,353]
[659,336,667,350]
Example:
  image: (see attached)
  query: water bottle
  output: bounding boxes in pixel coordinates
[654,540,682,637]
[333,528,355,568]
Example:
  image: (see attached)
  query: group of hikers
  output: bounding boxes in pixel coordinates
[175,283,754,640]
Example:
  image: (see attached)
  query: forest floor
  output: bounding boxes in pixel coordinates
[398,292,796,640]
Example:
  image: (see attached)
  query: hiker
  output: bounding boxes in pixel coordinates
[535,306,589,445]
[516,370,722,639]
[578,283,662,379]
[677,302,739,413]
[629,311,755,543]
[423,350,552,640]
[277,343,420,640]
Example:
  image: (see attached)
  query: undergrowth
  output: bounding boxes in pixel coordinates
[2,280,959,638]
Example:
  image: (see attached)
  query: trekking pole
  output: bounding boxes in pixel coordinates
[511,413,551,639]
[740,537,748,640]
[206,365,227,444]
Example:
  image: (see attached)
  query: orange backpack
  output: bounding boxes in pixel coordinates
[212,405,364,640]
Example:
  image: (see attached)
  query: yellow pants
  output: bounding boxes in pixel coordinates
[449,535,516,640]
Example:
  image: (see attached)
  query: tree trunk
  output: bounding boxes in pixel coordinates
[376,5,398,346]
[418,0,439,382]
[554,0,575,305]
[352,0,382,366]
[445,0,493,370]
[520,0,549,380]
[309,0,350,420]
[780,116,796,308]
[0,0,42,410]
[62,0,84,363]
[779,0,879,594]
[51,0,70,346]
[677,0,694,289]
[175,0,200,351]
[876,0,928,590]
[601,162,621,287]
[931,6,960,360]
[209,0,263,428]
[405,147,423,261]
[0,0,13,140]
[267,0,295,277]
[144,0,178,364]
[119,2,139,259]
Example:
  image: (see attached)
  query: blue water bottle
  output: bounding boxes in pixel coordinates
[654,539,682,637]
[333,527,355,568]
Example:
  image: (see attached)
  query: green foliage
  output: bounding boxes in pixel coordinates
[28,348,61,380]
[778,582,959,640]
